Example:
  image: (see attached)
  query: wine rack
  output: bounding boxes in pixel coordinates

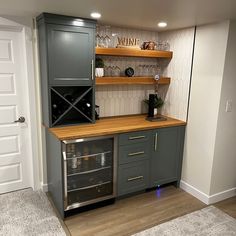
[51,86,94,127]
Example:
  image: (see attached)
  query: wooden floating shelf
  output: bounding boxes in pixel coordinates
[95,47,172,59]
[96,77,171,85]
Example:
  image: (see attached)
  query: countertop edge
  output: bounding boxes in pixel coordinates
[48,115,187,140]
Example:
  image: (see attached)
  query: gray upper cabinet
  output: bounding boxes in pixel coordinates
[37,13,96,86]
[37,13,96,127]
[47,24,95,85]
[150,126,185,188]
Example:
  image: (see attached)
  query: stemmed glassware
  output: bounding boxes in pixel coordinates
[104,66,112,77]
[112,66,121,77]
[96,25,112,48]
[104,26,111,48]
[157,41,170,51]
[104,65,121,77]
[134,64,162,77]
[96,25,101,47]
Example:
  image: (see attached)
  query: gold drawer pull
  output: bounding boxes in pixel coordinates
[128,151,145,157]
[128,135,145,140]
[127,176,144,182]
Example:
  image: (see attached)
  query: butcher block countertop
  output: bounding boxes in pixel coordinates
[49,114,186,140]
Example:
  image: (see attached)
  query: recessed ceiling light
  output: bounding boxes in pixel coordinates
[158,22,167,28]
[90,12,101,19]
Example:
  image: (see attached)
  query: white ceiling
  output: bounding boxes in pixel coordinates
[0,0,236,31]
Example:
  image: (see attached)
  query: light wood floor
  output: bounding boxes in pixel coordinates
[214,196,236,218]
[64,186,206,236]
[64,186,236,236]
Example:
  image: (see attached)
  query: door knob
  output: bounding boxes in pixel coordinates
[14,116,25,123]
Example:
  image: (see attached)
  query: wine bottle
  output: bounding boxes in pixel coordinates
[52,96,70,122]
[63,93,75,103]
[52,101,63,121]
[79,98,92,117]
[71,154,77,169]
[82,146,90,171]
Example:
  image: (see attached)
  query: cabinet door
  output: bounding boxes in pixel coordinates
[150,127,184,187]
[47,24,95,85]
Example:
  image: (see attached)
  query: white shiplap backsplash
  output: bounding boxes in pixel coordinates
[95,26,195,121]
[96,26,158,117]
[96,85,155,117]
[159,28,195,121]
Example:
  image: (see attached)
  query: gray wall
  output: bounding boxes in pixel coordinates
[210,20,236,195]
[181,21,229,196]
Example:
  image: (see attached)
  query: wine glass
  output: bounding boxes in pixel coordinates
[138,64,144,76]
[106,66,113,77]
[163,41,170,51]
[113,66,121,77]
[104,26,111,48]
[155,65,161,77]
[96,25,101,47]
[143,65,150,77]
[149,65,156,77]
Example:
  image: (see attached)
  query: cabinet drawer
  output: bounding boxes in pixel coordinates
[117,160,149,196]
[119,130,150,146]
[119,143,150,164]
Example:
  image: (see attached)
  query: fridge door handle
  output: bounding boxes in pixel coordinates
[63,150,68,210]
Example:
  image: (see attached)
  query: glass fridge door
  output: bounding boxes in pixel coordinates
[63,136,116,210]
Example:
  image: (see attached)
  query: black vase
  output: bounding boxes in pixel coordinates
[148,94,155,118]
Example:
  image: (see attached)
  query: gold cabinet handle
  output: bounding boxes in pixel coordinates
[128,151,145,157]
[128,135,145,140]
[127,176,144,182]
[154,133,158,151]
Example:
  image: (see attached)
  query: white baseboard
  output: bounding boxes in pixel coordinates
[208,187,236,204]
[180,180,210,204]
[180,180,236,205]
[41,182,48,192]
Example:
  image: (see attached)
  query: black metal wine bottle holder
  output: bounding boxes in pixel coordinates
[51,86,93,126]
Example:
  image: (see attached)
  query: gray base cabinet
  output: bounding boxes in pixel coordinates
[150,126,185,188]
[117,126,185,197]
[46,125,185,217]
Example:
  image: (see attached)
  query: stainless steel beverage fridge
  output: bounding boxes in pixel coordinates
[62,135,117,211]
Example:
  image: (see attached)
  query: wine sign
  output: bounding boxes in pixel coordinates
[117,37,140,49]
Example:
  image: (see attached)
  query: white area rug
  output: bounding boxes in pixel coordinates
[0,188,66,236]
[133,206,236,236]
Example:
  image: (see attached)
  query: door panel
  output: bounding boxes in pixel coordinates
[47,24,94,85]
[0,163,21,184]
[0,74,15,94]
[0,105,17,124]
[0,30,31,193]
[0,39,13,61]
[0,135,19,155]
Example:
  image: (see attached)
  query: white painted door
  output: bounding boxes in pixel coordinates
[0,30,31,193]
